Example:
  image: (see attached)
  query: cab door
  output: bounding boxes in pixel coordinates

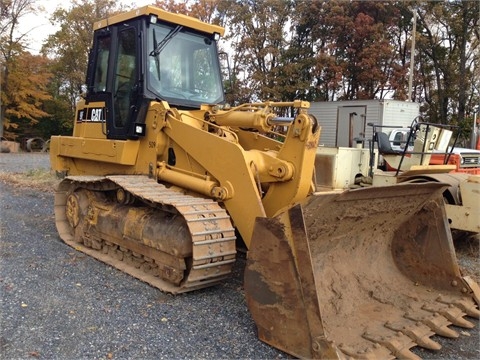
[110,26,139,139]
[86,21,142,140]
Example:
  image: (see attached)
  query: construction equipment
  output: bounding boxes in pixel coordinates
[373,121,480,234]
[388,128,480,174]
[387,122,480,234]
[316,120,480,234]
[50,6,479,359]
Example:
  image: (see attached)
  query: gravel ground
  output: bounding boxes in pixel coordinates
[0,153,479,359]
[0,153,51,173]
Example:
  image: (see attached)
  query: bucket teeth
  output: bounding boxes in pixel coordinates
[405,312,459,338]
[384,320,441,351]
[462,276,480,305]
[362,331,420,360]
[245,185,480,359]
[421,304,474,328]
[436,296,480,319]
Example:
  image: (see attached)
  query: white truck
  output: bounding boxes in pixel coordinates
[388,127,480,174]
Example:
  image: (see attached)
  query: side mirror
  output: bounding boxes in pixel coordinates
[218,52,232,95]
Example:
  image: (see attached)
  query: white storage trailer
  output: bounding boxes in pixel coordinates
[311,100,420,190]
[309,100,420,147]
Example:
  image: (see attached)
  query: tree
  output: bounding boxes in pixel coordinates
[298,0,406,101]
[1,0,51,139]
[8,0,473,143]
[153,0,221,24]
[216,0,296,104]
[41,0,124,113]
[2,51,52,139]
[414,1,479,127]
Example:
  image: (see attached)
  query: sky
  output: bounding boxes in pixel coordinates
[19,0,154,54]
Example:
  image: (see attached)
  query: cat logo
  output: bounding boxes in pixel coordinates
[77,107,106,122]
[91,108,104,122]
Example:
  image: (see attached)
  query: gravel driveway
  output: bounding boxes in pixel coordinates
[0,153,478,359]
[0,153,51,173]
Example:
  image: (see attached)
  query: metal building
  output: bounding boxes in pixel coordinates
[309,100,420,147]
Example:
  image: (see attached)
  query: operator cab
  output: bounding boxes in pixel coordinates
[147,22,224,106]
[84,6,225,140]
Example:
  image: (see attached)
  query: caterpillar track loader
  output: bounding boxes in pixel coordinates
[50,6,479,359]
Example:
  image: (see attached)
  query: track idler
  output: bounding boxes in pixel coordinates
[244,182,479,359]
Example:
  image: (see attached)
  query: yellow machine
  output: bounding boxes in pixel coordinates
[50,6,479,359]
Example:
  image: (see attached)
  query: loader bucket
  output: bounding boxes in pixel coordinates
[244,182,480,359]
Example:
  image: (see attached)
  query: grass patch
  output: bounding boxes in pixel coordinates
[0,169,60,192]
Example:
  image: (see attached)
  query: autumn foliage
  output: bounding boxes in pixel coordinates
[1,0,479,142]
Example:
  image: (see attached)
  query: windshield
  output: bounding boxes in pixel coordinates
[147,23,224,106]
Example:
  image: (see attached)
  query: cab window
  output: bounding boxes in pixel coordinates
[114,28,137,128]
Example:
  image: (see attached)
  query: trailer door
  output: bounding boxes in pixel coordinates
[336,106,366,147]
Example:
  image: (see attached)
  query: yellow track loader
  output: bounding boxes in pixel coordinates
[50,6,479,359]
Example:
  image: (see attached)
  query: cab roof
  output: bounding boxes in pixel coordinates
[93,5,225,36]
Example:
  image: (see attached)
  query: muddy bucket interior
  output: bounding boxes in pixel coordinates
[244,183,479,359]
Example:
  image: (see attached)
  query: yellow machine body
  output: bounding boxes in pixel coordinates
[50,6,479,359]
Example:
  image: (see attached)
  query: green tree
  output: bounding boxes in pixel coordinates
[41,0,124,113]
[37,63,75,138]
[16,0,476,143]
